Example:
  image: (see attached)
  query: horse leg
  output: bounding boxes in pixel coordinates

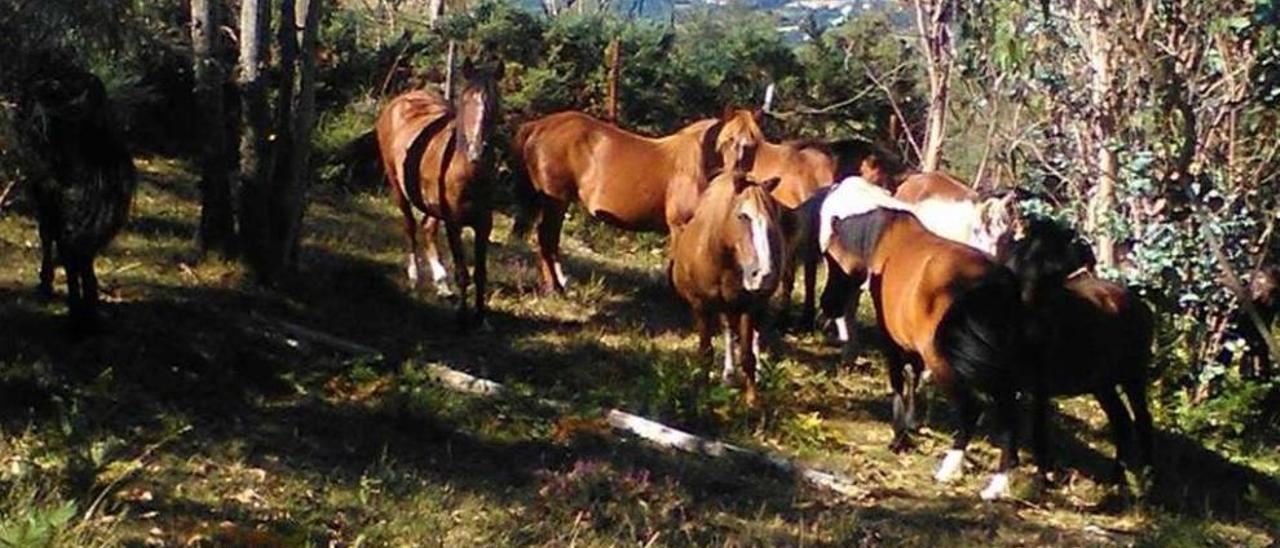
[536,201,569,293]
[720,314,737,387]
[838,269,867,363]
[421,217,454,298]
[692,308,713,408]
[64,256,85,335]
[393,189,424,289]
[799,242,818,331]
[80,256,100,333]
[1094,387,1134,484]
[442,218,472,329]
[1030,389,1055,481]
[738,312,760,409]
[36,216,56,299]
[980,386,1021,500]
[935,386,980,482]
[904,357,924,430]
[886,348,914,453]
[1122,380,1154,472]
[472,212,492,328]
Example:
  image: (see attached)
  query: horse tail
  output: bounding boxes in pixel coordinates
[934,266,1024,392]
[510,121,540,240]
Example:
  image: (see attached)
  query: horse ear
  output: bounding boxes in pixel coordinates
[733,173,751,193]
[760,176,781,193]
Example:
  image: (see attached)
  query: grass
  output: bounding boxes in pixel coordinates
[1,156,1278,546]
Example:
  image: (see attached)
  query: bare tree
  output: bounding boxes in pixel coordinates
[190,0,234,256]
[238,0,272,272]
[909,0,956,172]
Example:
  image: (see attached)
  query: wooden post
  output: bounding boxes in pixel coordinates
[605,38,621,123]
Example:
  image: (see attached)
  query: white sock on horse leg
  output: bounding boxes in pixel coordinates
[407,253,425,287]
[935,449,965,483]
[428,255,453,296]
[835,317,850,342]
[980,472,1011,500]
[722,327,736,384]
[554,260,570,288]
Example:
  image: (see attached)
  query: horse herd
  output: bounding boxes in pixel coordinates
[23,64,1155,502]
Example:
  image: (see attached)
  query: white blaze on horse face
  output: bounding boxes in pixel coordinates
[741,201,773,292]
[980,472,1011,500]
[935,449,966,482]
[722,326,736,384]
[818,176,912,253]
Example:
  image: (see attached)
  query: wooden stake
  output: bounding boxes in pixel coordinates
[605,39,621,123]
[443,40,456,101]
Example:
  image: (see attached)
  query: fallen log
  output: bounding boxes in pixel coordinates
[250,312,385,362]
[422,361,866,499]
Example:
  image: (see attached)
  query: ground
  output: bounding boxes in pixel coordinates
[1,157,1278,546]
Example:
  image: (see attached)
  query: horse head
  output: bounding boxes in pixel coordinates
[726,173,782,293]
[714,107,765,173]
[455,59,503,163]
[970,190,1019,256]
[1002,218,1093,302]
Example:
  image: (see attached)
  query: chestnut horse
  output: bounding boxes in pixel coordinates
[376,62,500,327]
[1000,219,1155,484]
[671,171,783,408]
[820,178,1025,500]
[513,108,765,293]
[752,139,893,329]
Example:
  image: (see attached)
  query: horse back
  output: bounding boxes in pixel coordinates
[1033,275,1154,393]
[754,142,836,209]
[894,172,978,204]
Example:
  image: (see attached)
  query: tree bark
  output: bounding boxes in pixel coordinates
[1084,2,1118,269]
[238,0,272,275]
[912,0,955,172]
[282,0,321,269]
[190,0,235,256]
[259,0,298,284]
[427,0,445,26]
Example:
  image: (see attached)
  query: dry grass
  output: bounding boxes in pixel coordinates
[1,157,1277,546]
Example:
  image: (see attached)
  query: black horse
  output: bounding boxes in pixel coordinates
[1000,219,1155,484]
[19,59,136,335]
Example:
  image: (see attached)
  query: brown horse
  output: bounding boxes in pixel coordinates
[671,171,783,408]
[753,139,897,329]
[376,61,500,327]
[820,178,1025,499]
[1000,219,1155,484]
[513,108,766,293]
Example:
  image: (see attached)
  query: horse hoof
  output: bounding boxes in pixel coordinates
[980,472,1011,501]
[934,449,965,483]
[888,436,914,454]
[434,282,456,298]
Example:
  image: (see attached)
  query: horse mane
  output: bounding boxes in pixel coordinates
[831,208,903,263]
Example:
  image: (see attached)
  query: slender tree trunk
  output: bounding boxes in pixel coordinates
[282,0,322,269]
[1085,4,1118,269]
[913,0,954,172]
[262,0,299,284]
[238,0,272,275]
[191,0,235,256]
[606,38,621,123]
[427,0,445,26]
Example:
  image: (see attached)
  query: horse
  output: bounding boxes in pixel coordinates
[375,60,501,328]
[670,171,782,408]
[820,172,1019,356]
[752,138,901,330]
[512,108,766,293]
[820,177,1025,500]
[1000,218,1156,484]
[19,61,136,335]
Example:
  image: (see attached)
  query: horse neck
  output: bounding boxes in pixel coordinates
[662,121,714,183]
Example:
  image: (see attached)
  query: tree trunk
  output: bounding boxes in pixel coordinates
[427,0,445,26]
[606,38,621,123]
[282,0,322,269]
[1085,3,1118,269]
[913,0,954,172]
[191,0,235,256]
[237,0,272,275]
[261,0,298,284]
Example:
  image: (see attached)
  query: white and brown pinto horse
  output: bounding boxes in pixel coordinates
[820,172,1019,353]
[513,109,766,293]
[376,62,501,328]
[819,177,1025,499]
[671,171,783,408]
